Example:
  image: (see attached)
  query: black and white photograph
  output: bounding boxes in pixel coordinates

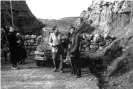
[1,0,133,89]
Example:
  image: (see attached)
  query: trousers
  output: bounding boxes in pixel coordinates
[70,56,81,76]
[10,48,20,67]
[52,52,63,70]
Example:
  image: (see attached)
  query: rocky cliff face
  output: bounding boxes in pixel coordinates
[75,0,133,89]
[76,0,133,38]
[1,0,45,35]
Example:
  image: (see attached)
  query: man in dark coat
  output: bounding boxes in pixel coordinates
[16,33,27,64]
[8,27,20,69]
[68,27,81,78]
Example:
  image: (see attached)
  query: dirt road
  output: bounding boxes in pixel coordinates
[1,57,99,89]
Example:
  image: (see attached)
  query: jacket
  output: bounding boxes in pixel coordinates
[49,32,61,53]
[69,34,81,57]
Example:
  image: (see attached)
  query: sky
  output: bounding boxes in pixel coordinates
[26,0,92,20]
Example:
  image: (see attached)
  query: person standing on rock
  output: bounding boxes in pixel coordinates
[8,26,20,69]
[49,26,64,72]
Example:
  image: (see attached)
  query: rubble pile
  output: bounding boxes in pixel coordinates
[24,35,42,55]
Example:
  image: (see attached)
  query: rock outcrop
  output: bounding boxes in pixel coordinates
[1,0,45,35]
[76,0,133,38]
[75,0,133,89]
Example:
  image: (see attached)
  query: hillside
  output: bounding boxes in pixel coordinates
[38,17,79,31]
[75,0,133,89]
[1,0,45,35]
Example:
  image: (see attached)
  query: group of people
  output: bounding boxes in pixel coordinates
[49,26,82,78]
[48,26,117,78]
[3,26,27,69]
[2,25,116,78]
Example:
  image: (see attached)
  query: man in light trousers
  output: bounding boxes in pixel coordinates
[49,26,64,72]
